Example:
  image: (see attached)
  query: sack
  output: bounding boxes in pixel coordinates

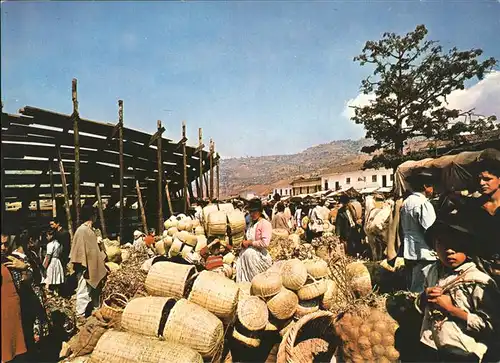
[70,312,115,357]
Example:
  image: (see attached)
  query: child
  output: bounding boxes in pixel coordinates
[43,230,65,295]
[418,220,500,362]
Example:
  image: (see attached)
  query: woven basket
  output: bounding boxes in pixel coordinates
[231,233,245,248]
[232,328,261,348]
[163,299,224,358]
[303,259,329,279]
[181,245,194,259]
[227,210,246,235]
[297,278,327,300]
[279,319,295,338]
[346,261,372,297]
[185,233,198,246]
[191,219,200,228]
[294,299,320,319]
[237,296,269,331]
[194,235,208,252]
[145,262,197,299]
[222,252,235,265]
[267,289,298,320]
[321,279,338,310]
[203,204,220,229]
[218,203,235,213]
[251,271,282,298]
[168,238,183,257]
[100,293,128,321]
[188,271,239,320]
[277,311,337,363]
[281,259,308,291]
[121,296,174,336]
[164,219,178,230]
[195,226,205,236]
[90,330,203,363]
[175,230,190,242]
[268,261,286,274]
[167,227,179,237]
[207,211,228,237]
[237,281,252,302]
[155,240,166,256]
[272,228,289,240]
[163,235,173,248]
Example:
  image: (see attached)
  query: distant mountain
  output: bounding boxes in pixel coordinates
[219,139,374,198]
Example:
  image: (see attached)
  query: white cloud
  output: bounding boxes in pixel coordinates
[342,70,500,121]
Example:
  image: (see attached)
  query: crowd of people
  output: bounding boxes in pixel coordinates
[2,151,499,362]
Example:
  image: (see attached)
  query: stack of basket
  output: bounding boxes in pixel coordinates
[233,258,334,348]
[90,261,240,362]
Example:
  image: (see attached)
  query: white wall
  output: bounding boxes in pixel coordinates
[272,187,292,196]
[321,168,394,191]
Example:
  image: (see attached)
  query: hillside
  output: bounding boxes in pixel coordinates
[219,139,374,198]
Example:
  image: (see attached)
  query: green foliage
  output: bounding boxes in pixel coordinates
[352,24,498,169]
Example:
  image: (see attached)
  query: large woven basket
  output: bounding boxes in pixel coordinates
[145,262,197,299]
[203,204,219,228]
[89,330,203,363]
[237,296,269,331]
[303,259,329,279]
[251,271,282,298]
[267,289,298,320]
[277,311,337,363]
[297,278,327,300]
[237,281,252,302]
[218,203,235,213]
[121,296,175,337]
[194,226,205,236]
[163,299,224,358]
[321,279,338,310]
[155,240,166,256]
[227,210,246,235]
[231,232,245,249]
[207,211,228,237]
[281,259,308,291]
[188,270,239,320]
[294,299,320,319]
[100,293,128,321]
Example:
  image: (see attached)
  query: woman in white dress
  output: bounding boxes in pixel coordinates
[43,230,65,295]
[236,198,273,283]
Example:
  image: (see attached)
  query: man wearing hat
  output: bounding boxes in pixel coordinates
[400,169,437,293]
[235,198,273,283]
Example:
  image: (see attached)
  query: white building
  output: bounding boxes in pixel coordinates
[321,167,394,192]
[272,186,292,197]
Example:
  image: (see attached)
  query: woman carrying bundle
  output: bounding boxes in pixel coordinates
[236,198,273,283]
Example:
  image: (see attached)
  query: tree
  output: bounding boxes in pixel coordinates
[352,25,498,169]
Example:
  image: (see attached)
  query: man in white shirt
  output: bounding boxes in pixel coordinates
[400,171,437,293]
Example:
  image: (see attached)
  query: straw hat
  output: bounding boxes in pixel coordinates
[251,271,282,298]
[237,296,269,331]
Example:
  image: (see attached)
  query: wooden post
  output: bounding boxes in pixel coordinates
[165,182,174,216]
[157,120,164,235]
[182,121,189,213]
[198,128,203,200]
[49,163,56,217]
[209,138,214,200]
[204,173,210,198]
[36,197,41,224]
[118,100,124,240]
[214,143,220,200]
[57,147,74,242]
[195,178,200,199]
[135,180,148,234]
[72,78,81,226]
[96,183,107,238]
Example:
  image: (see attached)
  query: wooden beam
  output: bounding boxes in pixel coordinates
[198,128,203,199]
[165,182,174,216]
[157,120,164,235]
[195,178,200,199]
[72,78,81,226]
[95,183,107,238]
[57,147,74,242]
[215,147,220,200]
[209,139,214,200]
[136,180,148,234]
[49,162,56,218]
[148,126,165,146]
[182,121,189,213]
[204,172,209,198]
[118,100,124,240]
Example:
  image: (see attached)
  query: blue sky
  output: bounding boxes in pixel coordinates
[2,1,499,158]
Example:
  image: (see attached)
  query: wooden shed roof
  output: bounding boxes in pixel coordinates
[1,106,214,202]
